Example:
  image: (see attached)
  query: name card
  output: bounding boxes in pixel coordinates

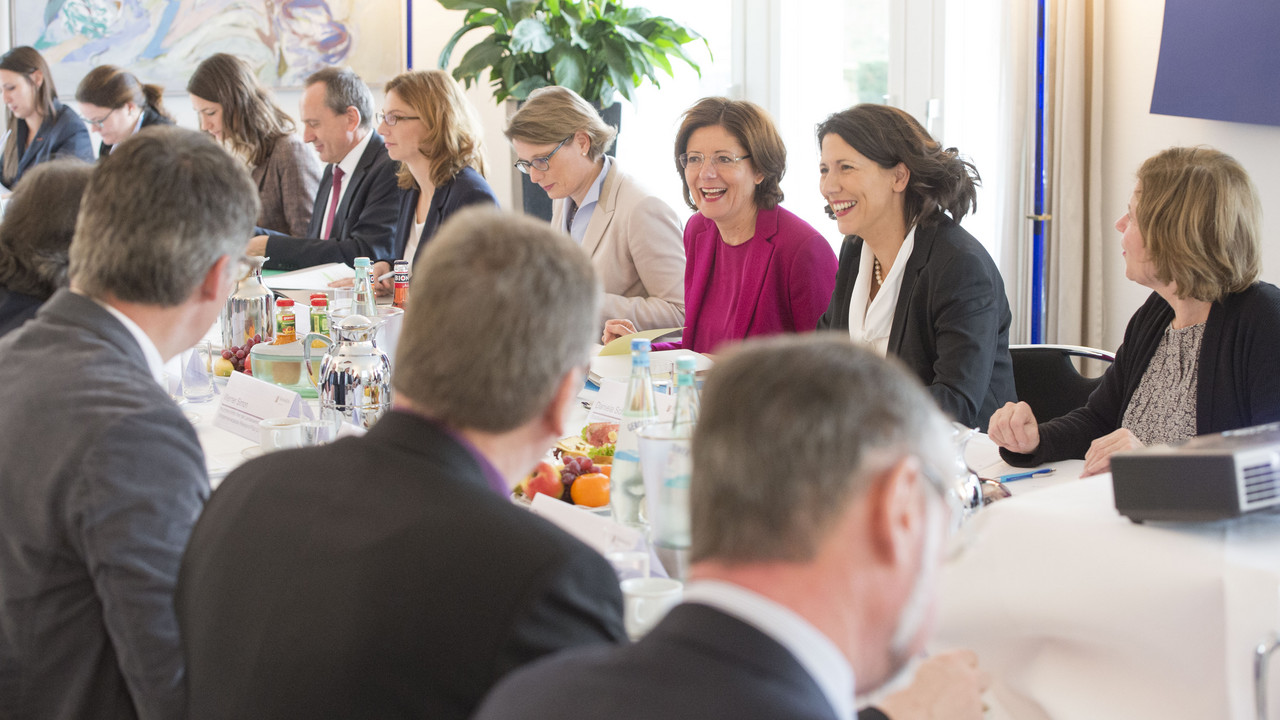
[528,494,669,578]
[214,372,314,441]
[588,378,676,424]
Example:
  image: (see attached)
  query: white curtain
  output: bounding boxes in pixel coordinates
[1043,0,1106,348]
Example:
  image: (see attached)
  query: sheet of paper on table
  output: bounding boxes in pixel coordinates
[598,328,683,356]
[589,349,712,385]
[264,262,354,291]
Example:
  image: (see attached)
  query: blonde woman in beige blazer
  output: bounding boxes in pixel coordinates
[507,86,685,331]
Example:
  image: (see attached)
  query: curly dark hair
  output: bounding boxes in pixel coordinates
[817,104,979,228]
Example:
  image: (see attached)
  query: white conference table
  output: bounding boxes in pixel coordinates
[937,438,1280,720]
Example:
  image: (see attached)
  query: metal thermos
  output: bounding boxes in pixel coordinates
[221,256,274,347]
[303,314,392,429]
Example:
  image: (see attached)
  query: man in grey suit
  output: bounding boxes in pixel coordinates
[247,67,400,270]
[0,126,259,720]
[476,336,990,720]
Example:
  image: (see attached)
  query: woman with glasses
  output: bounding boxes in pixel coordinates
[816,104,1014,430]
[604,96,837,353]
[366,69,496,292]
[75,65,173,158]
[505,86,685,333]
[0,46,93,189]
[187,53,321,236]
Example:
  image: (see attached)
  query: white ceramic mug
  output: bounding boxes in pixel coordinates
[259,417,303,452]
[621,577,682,640]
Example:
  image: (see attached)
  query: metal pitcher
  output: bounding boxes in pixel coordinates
[221,255,274,348]
[303,314,392,429]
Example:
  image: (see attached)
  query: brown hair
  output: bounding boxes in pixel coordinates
[504,85,617,159]
[0,47,58,183]
[384,70,487,190]
[186,53,295,167]
[76,65,171,121]
[0,159,93,298]
[1134,146,1261,303]
[816,104,979,228]
[673,97,785,212]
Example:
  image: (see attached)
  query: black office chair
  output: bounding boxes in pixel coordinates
[1009,344,1116,423]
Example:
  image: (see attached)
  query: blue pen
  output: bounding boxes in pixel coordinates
[997,468,1056,483]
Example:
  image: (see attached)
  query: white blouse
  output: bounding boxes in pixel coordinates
[847,226,916,357]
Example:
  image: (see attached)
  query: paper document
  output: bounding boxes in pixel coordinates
[265,262,354,291]
[599,328,683,356]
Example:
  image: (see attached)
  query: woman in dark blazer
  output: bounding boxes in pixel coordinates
[816,104,1014,430]
[370,70,496,293]
[0,47,94,189]
[75,65,174,157]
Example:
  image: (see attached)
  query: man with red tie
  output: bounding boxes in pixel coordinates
[246,67,400,271]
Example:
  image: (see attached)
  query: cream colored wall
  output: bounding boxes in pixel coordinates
[1100,0,1280,350]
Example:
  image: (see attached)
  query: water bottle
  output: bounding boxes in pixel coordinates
[670,355,699,428]
[611,338,657,525]
[352,257,377,317]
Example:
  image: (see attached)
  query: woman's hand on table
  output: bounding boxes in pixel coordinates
[602,319,637,344]
[875,649,990,720]
[1081,428,1143,477]
[987,401,1040,454]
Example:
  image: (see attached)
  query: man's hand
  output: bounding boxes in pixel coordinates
[875,650,990,720]
[1082,428,1143,477]
[987,401,1040,455]
[246,235,269,256]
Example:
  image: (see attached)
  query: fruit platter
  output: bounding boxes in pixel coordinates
[515,422,618,509]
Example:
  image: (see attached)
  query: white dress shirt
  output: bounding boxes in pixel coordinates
[683,579,856,720]
[320,130,374,238]
[847,226,917,357]
[561,155,612,245]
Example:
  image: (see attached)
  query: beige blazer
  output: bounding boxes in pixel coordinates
[552,161,686,330]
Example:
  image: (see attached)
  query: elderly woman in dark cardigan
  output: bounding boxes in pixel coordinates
[989,147,1280,476]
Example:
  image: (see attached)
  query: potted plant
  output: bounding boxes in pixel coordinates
[437,0,707,109]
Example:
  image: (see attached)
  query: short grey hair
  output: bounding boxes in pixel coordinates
[0,159,93,299]
[68,126,259,305]
[393,207,601,432]
[504,85,617,160]
[306,66,374,130]
[691,335,954,563]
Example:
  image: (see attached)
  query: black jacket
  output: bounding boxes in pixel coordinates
[177,410,625,720]
[262,133,401,270]
[382,165,497,266]
[818,215,1016,430]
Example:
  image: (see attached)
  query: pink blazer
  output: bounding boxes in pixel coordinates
[666,205,837,354]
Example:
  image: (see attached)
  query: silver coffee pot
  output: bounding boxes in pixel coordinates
[221,256,274,347]
[303,315,392,429]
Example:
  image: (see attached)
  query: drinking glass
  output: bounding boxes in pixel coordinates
[182,341,216,403]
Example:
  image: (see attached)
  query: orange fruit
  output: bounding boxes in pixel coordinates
[570,472,610,508]
[595,464,612,477]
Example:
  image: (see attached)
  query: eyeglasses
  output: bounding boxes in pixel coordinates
[376,112,420,126]
[513,137,573,174]
[87,107,118,129]
[678,152,752,170]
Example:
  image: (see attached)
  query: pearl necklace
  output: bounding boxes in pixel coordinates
[873,258,883,286]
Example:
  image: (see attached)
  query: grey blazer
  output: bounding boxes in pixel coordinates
[0,289,209,720]
[252,133,322,236]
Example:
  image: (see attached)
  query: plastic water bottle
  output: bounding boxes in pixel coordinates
[670,355,699,428]
[611,339,657,525]
[352,257,377,317]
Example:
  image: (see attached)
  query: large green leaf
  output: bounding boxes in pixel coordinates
[438,0,508,11]
[456,37,508,81]
[508,75,552,100]
[549,44,587,94]
[510,18,555,53]
[612,25,649,46]
[507,0,538,22]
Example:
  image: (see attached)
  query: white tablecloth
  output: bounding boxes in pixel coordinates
[934,451,1280,719]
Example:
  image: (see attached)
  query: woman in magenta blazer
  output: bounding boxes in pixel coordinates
[603,97,837,353]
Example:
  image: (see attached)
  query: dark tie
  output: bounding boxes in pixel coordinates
[323,166,345,239]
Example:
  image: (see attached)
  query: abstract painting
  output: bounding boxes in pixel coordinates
[12,0,405,93]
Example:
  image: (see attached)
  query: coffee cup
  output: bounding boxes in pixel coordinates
[621,577,682,640]
[259,417,303,452]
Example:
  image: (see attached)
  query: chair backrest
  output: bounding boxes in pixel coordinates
[1010,344,1116,423]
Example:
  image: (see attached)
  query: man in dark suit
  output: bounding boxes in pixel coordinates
[177,206,626,719]
[476,336,991,720]
[247,67,400,270]
[0,127,260,720]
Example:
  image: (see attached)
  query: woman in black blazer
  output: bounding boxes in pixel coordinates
[0,46,94,189]
[816,104,1015,430]
[369,69,497,293]
[75,65,174,157]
